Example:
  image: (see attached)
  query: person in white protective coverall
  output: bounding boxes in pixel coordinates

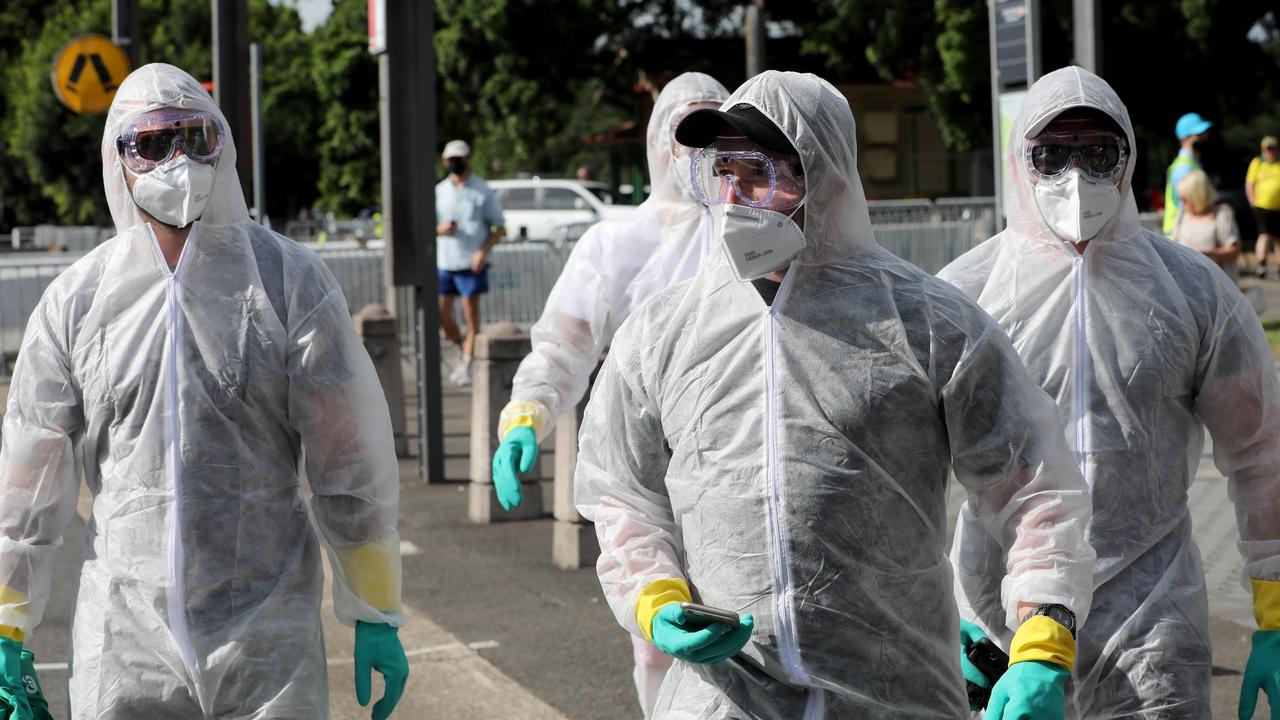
[943,66,1280,720]
[490,72,729,717]
[0,64,408,719]
[573,69,1097,719]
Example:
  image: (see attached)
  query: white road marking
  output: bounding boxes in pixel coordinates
[32,640,500,672]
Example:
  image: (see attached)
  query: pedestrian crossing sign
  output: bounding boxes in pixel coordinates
[50,35,132,115]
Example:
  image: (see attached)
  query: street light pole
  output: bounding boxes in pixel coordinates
[212,0,252,203]
[112,0,140,69]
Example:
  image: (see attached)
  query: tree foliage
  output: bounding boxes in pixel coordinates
[1,1,1278,225]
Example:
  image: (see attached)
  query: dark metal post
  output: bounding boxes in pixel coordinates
[745,0,765,78]
[112,0,141,69]
[212,0,252,202]
[382,0,443,483]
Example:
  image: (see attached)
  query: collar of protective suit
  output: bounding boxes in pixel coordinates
[1004,65,1142,249]
[720,71,876,267]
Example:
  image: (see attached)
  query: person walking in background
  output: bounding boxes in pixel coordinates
[1172,168,1241,275]
[1163,112,1212,235]
[1249,136,1280,279]
[436,139,506,386]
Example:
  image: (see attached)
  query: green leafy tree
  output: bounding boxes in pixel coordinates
[6,0,113,225]
[311,0,379,216]
[251,0,321,219]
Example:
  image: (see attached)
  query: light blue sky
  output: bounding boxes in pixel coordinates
[271,0,333,32]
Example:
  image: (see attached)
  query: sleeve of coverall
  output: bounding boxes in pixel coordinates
[502,225,616,441]
[574,317,679,638]
[0,293,85,638]
[1192,270,1280,583]
[942,319,1096,632]
[287,262,403,628]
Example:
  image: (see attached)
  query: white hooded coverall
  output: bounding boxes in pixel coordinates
[575,70,1096,719]
[0,64,403,718]
[943,66,1280,719]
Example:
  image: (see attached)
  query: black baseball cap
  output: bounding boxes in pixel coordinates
[675,103,797,155]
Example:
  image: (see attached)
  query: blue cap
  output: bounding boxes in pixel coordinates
[1175,113,1212,140]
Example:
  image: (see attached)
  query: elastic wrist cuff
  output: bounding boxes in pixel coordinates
[635,578,691,642]
[1009,615,1076,671]
[0,626,23,643]
[1251,578,1280,631]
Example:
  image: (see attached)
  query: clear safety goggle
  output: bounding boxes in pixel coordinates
[1026,130,1128,181]
[117,108,225,174]
[688,139,805,210]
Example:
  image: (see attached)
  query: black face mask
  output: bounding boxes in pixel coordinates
[447,158,468,175]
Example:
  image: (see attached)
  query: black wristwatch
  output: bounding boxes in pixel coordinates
[1028,603,1077,638]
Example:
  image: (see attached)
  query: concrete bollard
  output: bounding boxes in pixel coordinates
[552,397,599,569]
[353,304,408,457]
[468,324,545,523]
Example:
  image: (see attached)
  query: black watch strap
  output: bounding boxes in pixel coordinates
[1029,603,1077,638]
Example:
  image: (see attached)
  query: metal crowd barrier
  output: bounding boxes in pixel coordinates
[0,201,1001,382]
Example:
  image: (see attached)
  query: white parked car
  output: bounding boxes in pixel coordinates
[488,178,637,242]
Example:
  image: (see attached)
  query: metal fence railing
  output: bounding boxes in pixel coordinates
[0,204,1002,382]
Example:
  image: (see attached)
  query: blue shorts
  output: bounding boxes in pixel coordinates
[438,267,489,297]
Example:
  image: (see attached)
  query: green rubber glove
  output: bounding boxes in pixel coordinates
[986,659,1068,720]
[0,638,32,720]
[491,426,537,510]
[355,621,409,720]
[18,650,50,720]
[1240,630,1280,720]
[959,619,992,709]
[650,604,754,664]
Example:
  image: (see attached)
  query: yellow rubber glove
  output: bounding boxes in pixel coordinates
[338,542,400,614]
[497,400,549,443]
[635,578,692,642]
[1007,614,1076,671]
[0,587,27,643]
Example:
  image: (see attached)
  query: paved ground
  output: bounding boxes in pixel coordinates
[9,270,1280,717]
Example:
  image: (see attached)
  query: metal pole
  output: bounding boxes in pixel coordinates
[212,0,252,203]
[249,43,265,225]
[1073,0,1102,74]
[745,0,766,78]
[1025,0,1042,83]
[112,0,140,69]
[384,0,443,483]
[988,0,1003,223]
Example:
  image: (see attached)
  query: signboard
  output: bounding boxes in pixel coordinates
[368,0,387,54]
[988,0,1040,221]
[50,35,131,115]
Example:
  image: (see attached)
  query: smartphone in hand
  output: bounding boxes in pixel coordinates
[679,602,741,630]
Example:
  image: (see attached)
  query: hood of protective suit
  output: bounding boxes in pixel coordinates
[102,63,249,232]
[720,71,875,267]
[1005,65,1141,246]
[647,72,729,204]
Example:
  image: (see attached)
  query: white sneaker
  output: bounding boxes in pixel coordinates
[450,358,472,387]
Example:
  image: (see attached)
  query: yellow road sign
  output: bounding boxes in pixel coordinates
[50,35,132,115]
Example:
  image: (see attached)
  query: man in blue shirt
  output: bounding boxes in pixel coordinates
[436,139,506,385]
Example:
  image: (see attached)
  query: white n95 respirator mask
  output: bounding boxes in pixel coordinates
[1033,169,1121,244]
[715,202,807,281]
[130,155,217,228]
